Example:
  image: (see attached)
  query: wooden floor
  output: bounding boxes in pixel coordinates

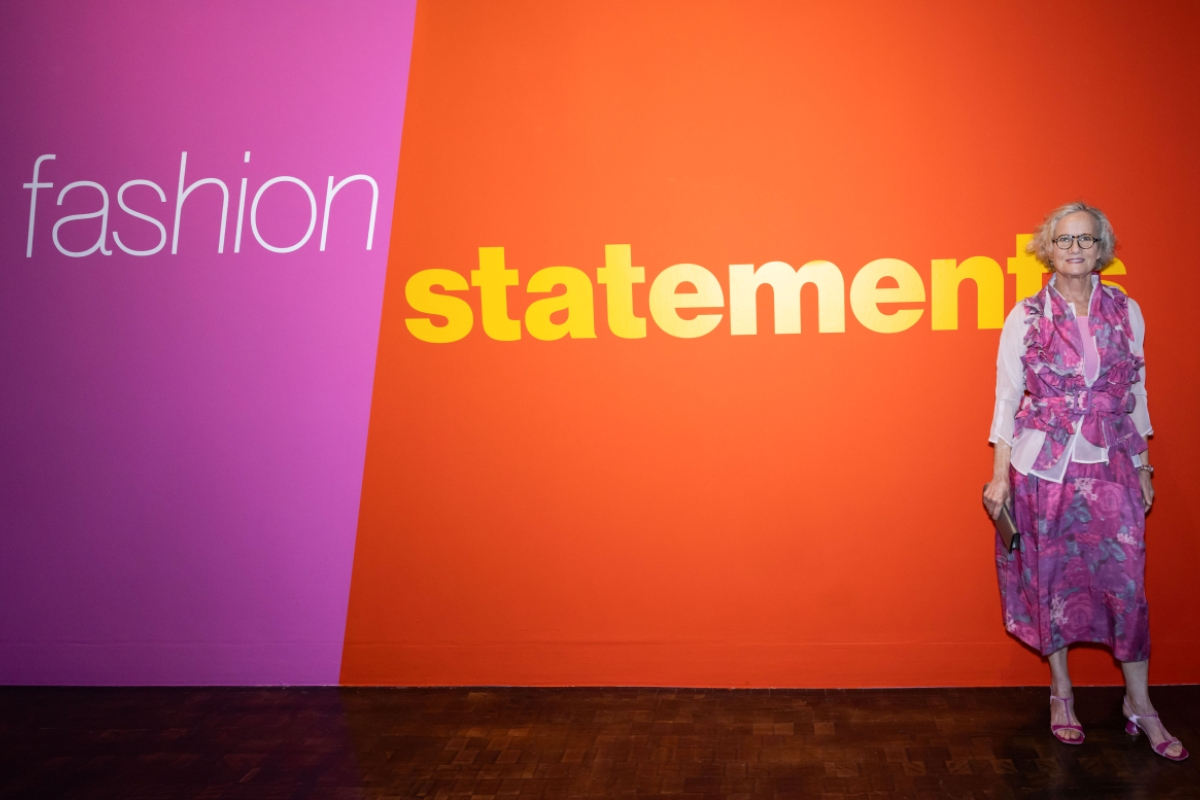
[0,686,1196,799]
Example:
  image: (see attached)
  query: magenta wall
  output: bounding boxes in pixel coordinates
[0,1,416,684]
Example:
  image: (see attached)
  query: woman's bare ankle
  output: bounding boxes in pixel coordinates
[1124,694,1156,718]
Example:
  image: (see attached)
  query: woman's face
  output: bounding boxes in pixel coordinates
[1050,211,1102,278]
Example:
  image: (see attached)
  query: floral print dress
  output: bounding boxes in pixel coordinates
[997,283,1150,662]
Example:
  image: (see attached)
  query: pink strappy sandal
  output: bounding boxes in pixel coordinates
[1050,694,1084,745]
[1124,698,1189,761]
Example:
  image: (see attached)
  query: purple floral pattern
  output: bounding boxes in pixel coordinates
[997,283,1150,662]
[1013,283,1146,471]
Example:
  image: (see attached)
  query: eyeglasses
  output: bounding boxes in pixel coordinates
[1053,234,1098,250]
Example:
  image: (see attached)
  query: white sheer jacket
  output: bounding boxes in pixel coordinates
[988,275,1152,484]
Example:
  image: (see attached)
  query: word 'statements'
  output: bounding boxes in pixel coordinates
[405,243,1128,342]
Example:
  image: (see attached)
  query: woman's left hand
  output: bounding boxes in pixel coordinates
[1139,470,1154,512]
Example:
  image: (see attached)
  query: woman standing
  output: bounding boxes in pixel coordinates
[983,202,1186,761]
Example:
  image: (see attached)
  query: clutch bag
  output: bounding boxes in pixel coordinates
[984,484,1019,552]
[995,504,1019,552]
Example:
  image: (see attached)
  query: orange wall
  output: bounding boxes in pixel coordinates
[341,0,1200,687]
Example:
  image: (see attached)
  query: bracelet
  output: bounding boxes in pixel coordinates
[1136,463,1154,475]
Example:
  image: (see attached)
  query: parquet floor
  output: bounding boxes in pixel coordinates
[0,685,1196,799]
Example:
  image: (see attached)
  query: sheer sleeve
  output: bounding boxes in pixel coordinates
[989,304,1028,445]
[1127,297,1152,437]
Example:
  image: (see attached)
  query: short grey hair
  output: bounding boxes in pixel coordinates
[1027,201,1117,268]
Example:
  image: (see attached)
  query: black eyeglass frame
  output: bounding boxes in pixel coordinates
[1052,234,1099,250]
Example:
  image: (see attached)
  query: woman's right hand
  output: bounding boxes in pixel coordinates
[983,478,1010,520]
